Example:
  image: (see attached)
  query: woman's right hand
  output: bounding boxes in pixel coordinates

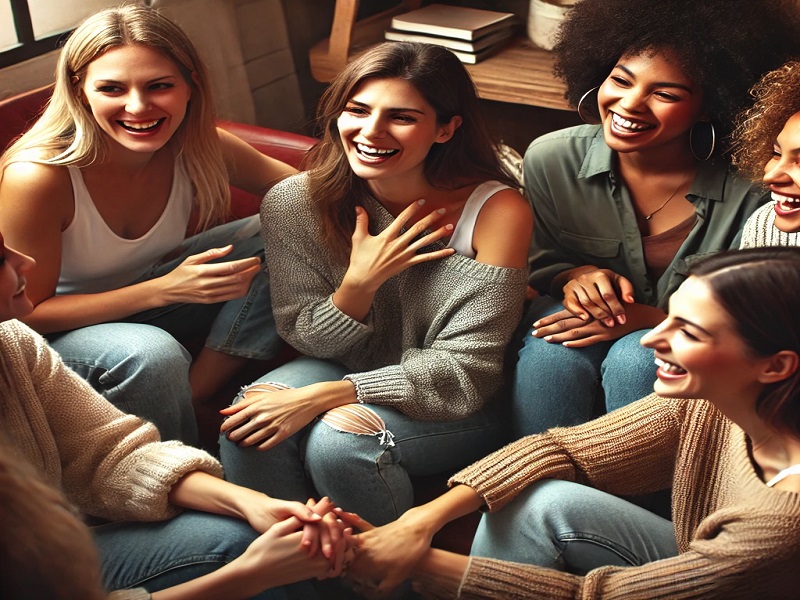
[158,245,262,305]
[562,267,635,325]
[333,200,455,323]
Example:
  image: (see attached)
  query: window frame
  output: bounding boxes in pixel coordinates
[1,0,71,69]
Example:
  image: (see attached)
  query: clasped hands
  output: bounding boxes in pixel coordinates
[534,268,641,347]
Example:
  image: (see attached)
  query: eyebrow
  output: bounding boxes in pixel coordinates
[614,64,694,93]
[91,75,179,85]
[346,99,426,114]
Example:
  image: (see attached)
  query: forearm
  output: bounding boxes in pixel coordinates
[23,278,167,334]
[167,471,264,521]
[412,548,469,599]
[400,485,485,540]
[150,556,263,600]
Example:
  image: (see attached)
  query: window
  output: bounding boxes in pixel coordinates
[1,0,132,68]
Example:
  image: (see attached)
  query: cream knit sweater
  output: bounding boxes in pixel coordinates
[0,319,222,599]
[449,395,800,599]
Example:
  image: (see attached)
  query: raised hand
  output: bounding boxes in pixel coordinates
[561,267,635,325]
[158,244,262,305]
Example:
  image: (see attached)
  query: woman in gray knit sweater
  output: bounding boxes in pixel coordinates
[219,42,532,526]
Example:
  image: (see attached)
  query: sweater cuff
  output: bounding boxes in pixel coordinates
[459,557,577,598]
[344,364,409,406]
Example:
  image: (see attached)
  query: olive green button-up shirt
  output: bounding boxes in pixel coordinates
[523,125,768,309]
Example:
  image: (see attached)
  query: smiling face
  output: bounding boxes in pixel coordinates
[597,49,704,156]
[336,77,459,191]
[0,233,35,322]
[640,276,771,409]
[82,44,192,158]
[762,110,800,234]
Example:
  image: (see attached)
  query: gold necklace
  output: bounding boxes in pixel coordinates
[645,178,688,221]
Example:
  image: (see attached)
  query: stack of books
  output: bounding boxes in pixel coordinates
[385,4,517,64]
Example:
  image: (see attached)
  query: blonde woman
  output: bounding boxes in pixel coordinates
[0,6,295,441]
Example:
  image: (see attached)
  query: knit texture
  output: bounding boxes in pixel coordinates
[739,202,800,248]
[0,319,223,523]
[450,395,800,598]
[260,173,528,421]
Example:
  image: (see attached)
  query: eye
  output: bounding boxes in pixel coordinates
[392,114,417,124]
[771,146,782,158]
[95,85,123,94]
[149,82,175,91]
[342,105,368,117]
[654,91,680,102]
[680,328,699,341]
[610,75,631,87]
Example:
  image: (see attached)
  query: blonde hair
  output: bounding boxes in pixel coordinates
[0,4,229,230]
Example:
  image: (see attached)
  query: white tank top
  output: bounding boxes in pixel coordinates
[57,159,193,295]
[448,180,512,259]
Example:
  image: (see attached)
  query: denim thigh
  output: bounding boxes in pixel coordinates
[47,323,197,443]
[220,356,506,526]
[130,215,282,361]
[511,296,611,437]
[93,510,317,599]
[471,479,678,574]
[601,329,658,413]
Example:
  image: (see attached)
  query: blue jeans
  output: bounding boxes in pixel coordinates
[48,216,281,443]
[93,510,318,599]
[219,357,506,526]
[511,296,657,437]
[470,479,678,573]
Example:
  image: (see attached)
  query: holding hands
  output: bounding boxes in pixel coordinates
[561,266,636,326]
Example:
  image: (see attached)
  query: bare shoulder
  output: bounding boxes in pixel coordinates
[473,186,533,268]
[0,161,73,229]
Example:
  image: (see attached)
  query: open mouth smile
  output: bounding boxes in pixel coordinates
[610,112,655,134]
[655,357,687,377]
[772,191,800,216]
[355,142,399,160]
[118,118,165,132]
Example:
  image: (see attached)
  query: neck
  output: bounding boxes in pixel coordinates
[367,176,434,217]
[616,140,698,178]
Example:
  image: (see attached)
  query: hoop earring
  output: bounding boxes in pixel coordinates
[690,120,716,161]
[577,87,601,125]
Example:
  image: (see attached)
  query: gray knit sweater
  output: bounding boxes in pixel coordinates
[260,173,528,421]
[739,202,800,248]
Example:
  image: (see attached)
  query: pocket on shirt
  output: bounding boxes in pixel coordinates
[558,231,621,258]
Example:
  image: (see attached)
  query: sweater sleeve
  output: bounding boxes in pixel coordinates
[450,395,682,511]
[15,322,223,521]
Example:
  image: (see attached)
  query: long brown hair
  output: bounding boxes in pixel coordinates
[305,41,518,262]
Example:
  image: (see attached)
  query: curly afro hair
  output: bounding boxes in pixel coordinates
[552,0,800,149]
[732,62,800,180]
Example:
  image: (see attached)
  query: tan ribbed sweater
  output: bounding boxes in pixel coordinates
[0,319,223,599]
[449,394,800,599]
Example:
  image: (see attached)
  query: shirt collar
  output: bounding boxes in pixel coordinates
[578,126,731,205]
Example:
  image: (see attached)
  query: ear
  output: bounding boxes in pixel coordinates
[435,115,462,144]
[757,350,800,385]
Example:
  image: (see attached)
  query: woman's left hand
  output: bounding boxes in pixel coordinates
[219,385,319,451]
[533,303,666,347]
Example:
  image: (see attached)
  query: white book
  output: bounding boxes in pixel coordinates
[390,3,516,42]
[384,26,514,53]
[448,45,500,64]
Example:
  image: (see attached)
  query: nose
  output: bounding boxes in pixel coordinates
[618,87,648,114]
[360,114,386,139]
[9,247,35,274]
[763,156,794,186]
[640,318,668,349]
[125,89,150,114]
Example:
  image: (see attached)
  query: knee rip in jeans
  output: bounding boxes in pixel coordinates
[320,404,396,447]
[233,381,290,404]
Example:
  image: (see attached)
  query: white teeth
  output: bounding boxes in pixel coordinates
[771,192,800,207]
[123,120,160,130]
[611,112,652,131]
[356,143,398,157]
[655,357,686,374]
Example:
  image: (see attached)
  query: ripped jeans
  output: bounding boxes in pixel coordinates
[218,356,505,526]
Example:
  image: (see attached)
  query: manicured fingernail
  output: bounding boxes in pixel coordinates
[418,199,426,205]
[531,329,539,336]
[437,208,446,214]
[617,315,626,324]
